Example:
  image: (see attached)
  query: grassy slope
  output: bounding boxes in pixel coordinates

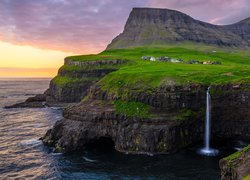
[62,43,250,118]
[66,44,250,96]
[114,100,151,118]
[224,144,250,162]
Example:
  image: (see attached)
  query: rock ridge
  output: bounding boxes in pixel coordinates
[107,8,250,49]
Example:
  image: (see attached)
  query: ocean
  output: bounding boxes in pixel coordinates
[0,78,243,179]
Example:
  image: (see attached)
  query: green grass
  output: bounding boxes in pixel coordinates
[224,144,250,167]
[244,175,250,180]
[60,61,133,72]
[52,76,98,87]
[114,100,151,118]
[67,43,250,64]
[174,109,198,121]
[63,44,250,98]
[223,144,250,172]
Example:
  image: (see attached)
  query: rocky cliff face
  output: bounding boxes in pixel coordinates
[42,84,250,155]
[225,17,250,45]
[220,144,250,180]
[107,8,250,49]
[42,84,206,154]
[45,59,128,103]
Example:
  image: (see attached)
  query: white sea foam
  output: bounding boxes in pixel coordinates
[50,107,61,110]
[51,152,63,156]
[83,156,97,162]
[234,147,243,151]
[20,139,42,146]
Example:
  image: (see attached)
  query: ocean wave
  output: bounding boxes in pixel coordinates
[50,107,61,110]
[83,156,97,163]
[19,139,42,147]
[51,152,63,156]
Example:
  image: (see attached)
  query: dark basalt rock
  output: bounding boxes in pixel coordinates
[225,17,250,45]
[88,83,207,110]
[219,144,250,180]
[45,59,128,103]
[5,94,47,108]
[42,84,250,156]
[107,8,250,49]
[45,79,94,103]
[42,99,204,154]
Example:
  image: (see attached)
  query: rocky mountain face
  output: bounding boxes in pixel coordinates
[107,8,250,49]
[225,17,250,45]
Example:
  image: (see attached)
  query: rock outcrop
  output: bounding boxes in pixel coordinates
[5,94,47,108]
[225,17,250,45]
[44,59,129,103]
[220,144,250,180]
[107,8,250,49]
[42,85,206,154]
[42,84,250,155]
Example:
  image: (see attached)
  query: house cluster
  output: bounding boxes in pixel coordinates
[141,56,221,65]
[187,60,221,65]
[141,56,183,63]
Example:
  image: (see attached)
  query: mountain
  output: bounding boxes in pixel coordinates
[107,8,250,49]
[225,17,250,45]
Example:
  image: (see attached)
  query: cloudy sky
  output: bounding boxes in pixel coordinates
[0,0,249,77]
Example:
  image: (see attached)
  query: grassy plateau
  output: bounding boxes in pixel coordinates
[55,43,250,118]
[65,44,250,96]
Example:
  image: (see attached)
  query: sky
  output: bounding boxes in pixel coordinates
[0,0,249,77]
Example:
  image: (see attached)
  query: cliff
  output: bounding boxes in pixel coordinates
[7,7,250,180]
[43,84,250,155]
[107,8,250,49]
[220,144,250,180]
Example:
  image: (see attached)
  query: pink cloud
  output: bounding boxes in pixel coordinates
[0,0,145,54]
[0,0,249,54]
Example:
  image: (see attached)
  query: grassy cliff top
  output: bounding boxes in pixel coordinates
[64,44,250,95]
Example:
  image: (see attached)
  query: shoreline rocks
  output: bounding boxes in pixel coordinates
[5,94,47,108]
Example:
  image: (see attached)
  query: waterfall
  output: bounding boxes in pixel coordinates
[198,86,219,156]
[205,86,211,150]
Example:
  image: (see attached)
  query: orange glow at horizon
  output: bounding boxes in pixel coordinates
[0,67,58,78]
[0,41,76,77]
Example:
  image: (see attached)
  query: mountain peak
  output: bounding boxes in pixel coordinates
[125,7,194,27]
[107,8,249,49]
[238,17,250,24]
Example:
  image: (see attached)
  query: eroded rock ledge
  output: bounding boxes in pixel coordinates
[42,100,203,154]
[220,144,250,180]
[42,84,250,154]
